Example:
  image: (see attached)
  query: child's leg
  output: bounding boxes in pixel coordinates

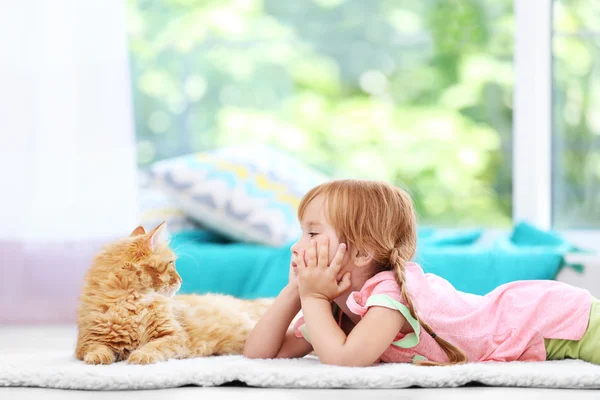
[575,298,600,364]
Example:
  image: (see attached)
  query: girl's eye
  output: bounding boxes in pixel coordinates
[308,232,318,237]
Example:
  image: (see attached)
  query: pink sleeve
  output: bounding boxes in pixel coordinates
[370,279,404,303]
[347,278,404,317]
[293,316,306,339]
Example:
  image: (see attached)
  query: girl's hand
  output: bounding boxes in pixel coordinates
[296,238,351,301]
[288,261,298,290]
[286,256,301,300]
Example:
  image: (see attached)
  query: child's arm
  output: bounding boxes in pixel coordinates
[301,297,406,366]
[295,239,407,366]
[243,283,313,359]
[272,328,313,359]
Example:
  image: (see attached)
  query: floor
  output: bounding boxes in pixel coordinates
[1,325,598,400]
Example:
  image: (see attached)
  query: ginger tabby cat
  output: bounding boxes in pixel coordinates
[75,222,273,365]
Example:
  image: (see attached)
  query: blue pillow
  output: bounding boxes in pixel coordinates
[172,224,580,299]
[172,230,291,299]
[416,222,578,295]
[416,247,565,296]
[418,228,482,246]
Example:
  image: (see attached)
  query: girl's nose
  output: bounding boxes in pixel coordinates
[290,241,299,255]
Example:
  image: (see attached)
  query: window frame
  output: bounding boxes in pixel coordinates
[514,0,600,250]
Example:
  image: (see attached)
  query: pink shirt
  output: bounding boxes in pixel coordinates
[294,262,592,363]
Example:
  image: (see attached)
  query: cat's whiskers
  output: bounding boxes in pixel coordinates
[169,238,187,253]
[170,244,201,270]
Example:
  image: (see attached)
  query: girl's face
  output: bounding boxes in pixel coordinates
[291,194,351,278]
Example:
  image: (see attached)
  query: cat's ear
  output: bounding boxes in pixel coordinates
[130,225,146,237]
[146,221,167,250]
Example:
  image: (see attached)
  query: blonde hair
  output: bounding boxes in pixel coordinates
[298,179,467,366]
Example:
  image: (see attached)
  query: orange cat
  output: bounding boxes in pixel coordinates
[75,222,273,365]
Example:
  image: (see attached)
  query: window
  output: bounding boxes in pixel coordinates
[552,0,600,229]
[127,0,514,228]
[511,0,600,249]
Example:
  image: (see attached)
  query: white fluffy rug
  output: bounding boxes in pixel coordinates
[2,350,600,390]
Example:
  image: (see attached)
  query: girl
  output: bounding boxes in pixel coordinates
[243,179,598,366]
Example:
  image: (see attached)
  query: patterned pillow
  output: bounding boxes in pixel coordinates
[137,169,201,233]
[149,147,328,246]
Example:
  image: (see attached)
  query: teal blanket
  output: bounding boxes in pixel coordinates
[172,222,583,299]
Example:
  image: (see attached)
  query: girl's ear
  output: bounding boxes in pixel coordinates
[352,247,373,267]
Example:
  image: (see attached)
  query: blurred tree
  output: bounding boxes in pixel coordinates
[127,0,514,226]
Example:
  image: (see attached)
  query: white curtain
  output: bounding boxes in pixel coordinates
[0,0,138,242]
[0,0,138,323]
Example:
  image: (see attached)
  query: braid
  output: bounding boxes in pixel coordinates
[389,248,468,366]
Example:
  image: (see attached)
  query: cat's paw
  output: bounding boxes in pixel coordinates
[128,350,162,365]
[83,348,115,365]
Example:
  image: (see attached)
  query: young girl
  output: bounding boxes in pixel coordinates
[243,179,598,366]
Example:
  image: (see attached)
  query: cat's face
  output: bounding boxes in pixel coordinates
[100,222,182,297]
